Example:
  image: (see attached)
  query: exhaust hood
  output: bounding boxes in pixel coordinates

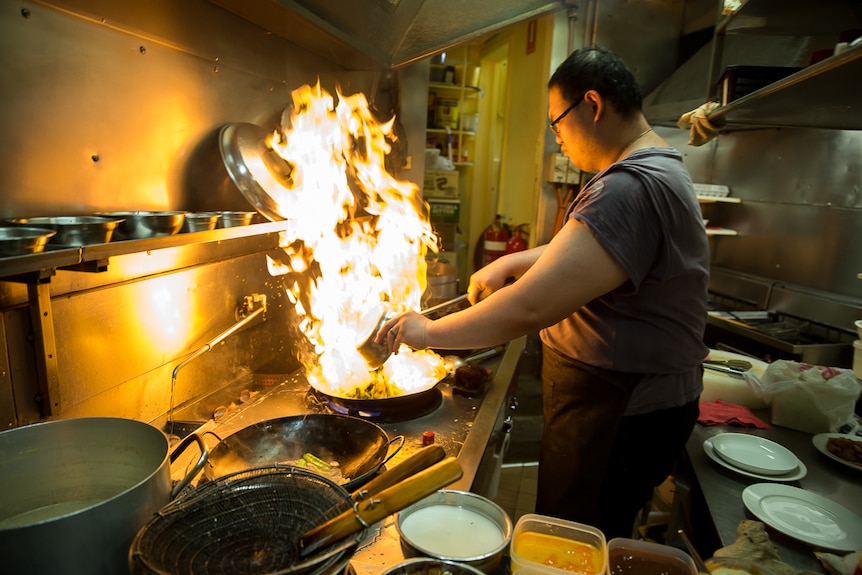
[208,0,574,70]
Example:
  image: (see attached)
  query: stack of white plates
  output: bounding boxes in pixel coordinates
[703,432,807,481]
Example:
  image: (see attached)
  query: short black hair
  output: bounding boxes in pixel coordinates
[548,46,643,119]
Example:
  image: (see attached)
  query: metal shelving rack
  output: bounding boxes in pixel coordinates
[705,0,862,130]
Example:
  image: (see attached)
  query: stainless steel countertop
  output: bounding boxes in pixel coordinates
[170,336,527,575]
[685,418,862,572]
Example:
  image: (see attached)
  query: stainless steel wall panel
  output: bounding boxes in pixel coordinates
[709,128,862,208]
[0,0,337,220]
[593,0,689,97]
[707,198,862,299]
[670,125,862,304]
[49,252,293,419]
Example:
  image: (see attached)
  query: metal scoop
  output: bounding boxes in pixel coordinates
[357,294,469,370]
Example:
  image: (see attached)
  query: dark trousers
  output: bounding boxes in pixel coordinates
[536,343,700,539]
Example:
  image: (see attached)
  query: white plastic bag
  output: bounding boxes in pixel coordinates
[747,360,861,433]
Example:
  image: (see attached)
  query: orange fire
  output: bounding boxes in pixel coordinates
[264,82,447,399]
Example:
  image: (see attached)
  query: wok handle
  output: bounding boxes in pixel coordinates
[380,435,406,468]
[352,444,445,500]
[169,432,209,498]
[300,456,463,557]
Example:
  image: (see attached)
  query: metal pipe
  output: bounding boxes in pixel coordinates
[168,294,267,435]
[171,294,268,381]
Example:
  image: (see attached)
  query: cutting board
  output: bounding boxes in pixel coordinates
[701,349,769,409]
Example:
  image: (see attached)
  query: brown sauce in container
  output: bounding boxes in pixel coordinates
[609,547,694,575]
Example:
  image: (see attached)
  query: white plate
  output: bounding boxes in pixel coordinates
[742,483,862,552]
[711,433,799,475]
[812,433,862,472]
[703,438,807,481]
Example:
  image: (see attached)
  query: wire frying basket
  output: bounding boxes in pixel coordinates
[129,466,365,575]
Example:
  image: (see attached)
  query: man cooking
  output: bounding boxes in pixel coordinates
[377,45,708,538]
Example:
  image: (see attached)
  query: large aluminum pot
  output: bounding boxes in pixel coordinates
[0,417,207,575]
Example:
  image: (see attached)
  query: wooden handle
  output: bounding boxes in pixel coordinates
[352,444,446,500]
[299,456,463,557]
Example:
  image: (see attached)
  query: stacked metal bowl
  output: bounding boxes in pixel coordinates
[100,211,187,240]
[181,212,221,233]
[216,211,256,228]
[4,215,125,248]
[0,227,57,257]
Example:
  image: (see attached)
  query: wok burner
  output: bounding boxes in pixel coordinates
[307,387,443,423]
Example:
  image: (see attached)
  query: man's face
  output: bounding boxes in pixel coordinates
[548,87,583,164]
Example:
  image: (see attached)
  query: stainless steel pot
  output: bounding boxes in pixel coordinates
[0,417,207,575]
[424,260,459,306]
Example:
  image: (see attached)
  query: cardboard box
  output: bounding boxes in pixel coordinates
[428,199,460,223]
[424,169,459,199]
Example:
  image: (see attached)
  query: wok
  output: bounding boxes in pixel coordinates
[204,413,404,491]
[312,386,443,422]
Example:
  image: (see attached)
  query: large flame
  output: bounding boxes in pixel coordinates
[265,82,447,398]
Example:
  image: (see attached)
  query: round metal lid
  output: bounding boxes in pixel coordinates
[218,122,292,222]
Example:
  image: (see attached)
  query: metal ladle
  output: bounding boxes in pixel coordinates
[357,294,469,370]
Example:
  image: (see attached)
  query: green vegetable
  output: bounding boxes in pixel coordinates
[302,452,331,470]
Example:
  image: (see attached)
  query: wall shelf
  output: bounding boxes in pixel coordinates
[706,228,738,236]
[427,128,476,137]
[429,82,481,97]
[646,0,862,130]
[697,195,742,204]
[705,0,862,130]
[0,221,290,282]
[707,44,862,130]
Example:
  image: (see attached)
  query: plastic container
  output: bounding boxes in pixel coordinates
[435,99,459,129]
[510,514,607,575]
[608,538,697,575]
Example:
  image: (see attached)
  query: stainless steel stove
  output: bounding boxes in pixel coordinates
[169,336,525,496]
[705,268,858,367]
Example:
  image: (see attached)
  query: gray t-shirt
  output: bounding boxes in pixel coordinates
[539,147,709,414]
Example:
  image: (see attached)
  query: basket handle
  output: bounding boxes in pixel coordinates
[351,444,444,500]
[299,455,462,557]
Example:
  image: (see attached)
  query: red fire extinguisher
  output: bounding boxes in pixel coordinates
[505,224,528,254]
[479,214,509,268]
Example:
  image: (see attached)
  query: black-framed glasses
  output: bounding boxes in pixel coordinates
[549,97,582,134]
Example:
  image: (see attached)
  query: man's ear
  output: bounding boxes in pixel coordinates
[582,90,604,123]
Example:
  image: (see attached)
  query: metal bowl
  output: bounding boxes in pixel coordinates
[381,558,486,575]
[216,211,256,228]
[6,216,124,246]
[0,227,56,257]
[180,212,220,233]
[102,211,187,240]
[396,490,513,574]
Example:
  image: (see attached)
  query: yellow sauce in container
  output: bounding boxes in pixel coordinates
[513,531,604,575]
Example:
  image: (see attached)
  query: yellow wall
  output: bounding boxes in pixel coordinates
[496,16,555,244]
[465,15,555,271]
